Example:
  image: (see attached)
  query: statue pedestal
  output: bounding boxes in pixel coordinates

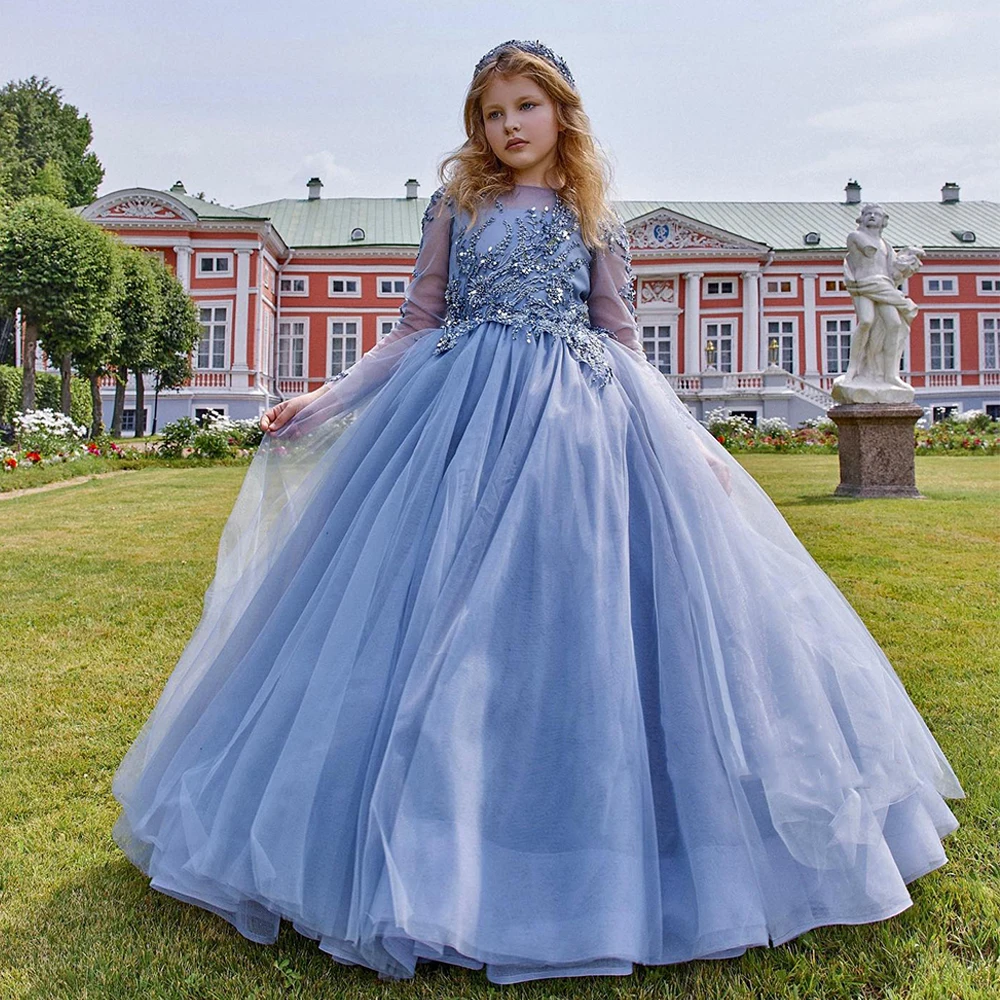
[827,403,924,498]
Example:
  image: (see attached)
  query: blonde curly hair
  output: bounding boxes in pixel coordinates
[433,45,620,251]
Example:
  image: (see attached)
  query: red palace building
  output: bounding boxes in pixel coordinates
[50,177,1000,432]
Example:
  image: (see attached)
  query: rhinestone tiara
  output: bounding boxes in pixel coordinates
[473,39,576,90]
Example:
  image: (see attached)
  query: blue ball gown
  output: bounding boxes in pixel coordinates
[112,182,964,985]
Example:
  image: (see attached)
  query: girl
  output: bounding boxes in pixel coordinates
[113,40,964,986]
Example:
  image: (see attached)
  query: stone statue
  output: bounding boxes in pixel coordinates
[831,203,925,404]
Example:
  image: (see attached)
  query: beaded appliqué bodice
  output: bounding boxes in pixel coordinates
[432,189,615,387]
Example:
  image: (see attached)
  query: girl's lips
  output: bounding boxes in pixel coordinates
[506,140,527,149]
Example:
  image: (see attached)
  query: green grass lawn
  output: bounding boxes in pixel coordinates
[1,456,997,999]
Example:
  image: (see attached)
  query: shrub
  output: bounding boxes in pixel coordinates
[158,416,197,457]
[0,364,93,428]
[13,407,88,457]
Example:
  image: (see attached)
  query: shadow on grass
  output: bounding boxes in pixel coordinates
[5,853,963,1000]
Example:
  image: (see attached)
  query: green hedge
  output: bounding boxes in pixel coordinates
[0,364,93,428]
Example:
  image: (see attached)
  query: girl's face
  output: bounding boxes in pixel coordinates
[481,73,562,186]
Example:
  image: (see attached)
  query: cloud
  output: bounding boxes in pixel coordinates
[289,150,358,190]
[805,76,999,140]
[841,11,958,49]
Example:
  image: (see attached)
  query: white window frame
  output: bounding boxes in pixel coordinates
[377,276,410,297]
[981,314,1000,371]
[194,405,229,424]
[278,275,309,296]
[765,317,798,373]
[328,275,361,297]
[763,276,797,298]
[702,317,736,373]
[702,276,737,299]
[327,317,362,376]
[819,276,849,297]
[377,316,399,342]
[639,319,674,375]
[277,317,309,379]
[822,315,853,374]
[977,276,1000,296]
[196,252,233,277]
[121,407,149,434]
[922,275,958,296]
[195,302,229,370]
[925,314,960,371]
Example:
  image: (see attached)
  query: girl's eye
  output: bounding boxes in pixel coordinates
[486,102,537,120]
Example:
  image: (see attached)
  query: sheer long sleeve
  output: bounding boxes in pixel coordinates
[321,185,452,386]
[588,218,645,357]
[279,187,452,437]
[379,186,452,344]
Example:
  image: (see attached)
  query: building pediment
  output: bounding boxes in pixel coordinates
[628,209,768,255]
[82,188,199,225]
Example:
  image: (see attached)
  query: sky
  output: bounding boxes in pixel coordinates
[3,0,998,208]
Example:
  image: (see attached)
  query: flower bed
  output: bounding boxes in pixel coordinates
[701,406,999,455]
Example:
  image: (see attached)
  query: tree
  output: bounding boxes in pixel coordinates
[0,109,18,208]
[106,246,160,437]
[73,308,124,438]
[0,75,104,207]
[147,262,200,433]
[0,195,119,412]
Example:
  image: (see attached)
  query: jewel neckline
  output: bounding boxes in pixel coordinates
[513,183,556,191]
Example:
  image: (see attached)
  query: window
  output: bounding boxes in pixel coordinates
[195,407,226,426]
[703,277,736,298]
[824,317,853,373]
[923,276,957,295]
[378,318,398,341]
[378,277,409,296]
[279,276,308,295]
[278,320,306,377]
[142,249,165,265]
[982,316,999,370]
[197,306,227,369]
[329,276,360,296]
[641,323,672,374]
[978,276,1000,295]
[820,277,848,296]
[764,277,796,297]
[703,321,734,372]
[766,319,796,373]
[986,404,1000,421]
[927,316,957,370]
[328,319,360,376]
[197,254,232,275]
[729,410,758,427]
[121,408,148,433]
[932,405,958,422]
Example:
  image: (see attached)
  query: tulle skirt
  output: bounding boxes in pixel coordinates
[112,323,963,984]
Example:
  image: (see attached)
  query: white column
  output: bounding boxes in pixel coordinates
[233,249,251,386]
[254,250,264,381]
[741,271,760,372]
[802,272,819,379]
[684,272,703,374]
[14,308,21,367]
[173,245,192,292]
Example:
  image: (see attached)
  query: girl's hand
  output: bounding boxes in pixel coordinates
[260,390,317,434]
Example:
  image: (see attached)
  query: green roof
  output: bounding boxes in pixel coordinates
[237,197,429,249]
[232,194,1000,253]
[170,192,267,221]
[615,199,1000,252]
